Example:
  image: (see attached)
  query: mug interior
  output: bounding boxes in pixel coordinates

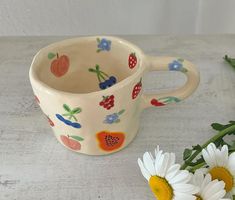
[32,37,142,93]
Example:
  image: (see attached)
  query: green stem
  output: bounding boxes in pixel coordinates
[98,72,106,81]
[100,71,109,78]
[188,162,206,173]
[181,124,235,170]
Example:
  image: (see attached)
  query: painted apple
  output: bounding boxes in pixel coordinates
[50,53,69,77]
[60,135,81,151]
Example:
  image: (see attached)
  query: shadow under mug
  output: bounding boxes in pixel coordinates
[29,36,200,155]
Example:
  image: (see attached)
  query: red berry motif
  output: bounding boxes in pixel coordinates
[132,79,142,99]
[151,99,165,107]
[128,53,137,69]
[99,95,114,110]
[47,116,54,126]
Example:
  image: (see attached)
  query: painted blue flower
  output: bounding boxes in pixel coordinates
[97,38,111,52]
[168,60,183,71]
[104,113,119,124]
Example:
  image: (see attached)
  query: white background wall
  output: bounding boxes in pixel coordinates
[0,0,235,36]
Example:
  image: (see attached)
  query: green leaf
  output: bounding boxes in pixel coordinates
[224,55,235,69]
[192,144,202,151]
[178,58,184,62]
[96,38,101,43]
[115,119,120,123]
[118,109,125,115]
[181,68,188,73]
[211,123,224,131]
[96,49,101,53]
[63,104,71,112]
[183,148,192,160]
[48,52,56,59]
[72,107,82,114]
[70,135,84,141]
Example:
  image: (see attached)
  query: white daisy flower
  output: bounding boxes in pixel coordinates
[202,143,235,196]
[138,146,198,200]
[191,169,230,200]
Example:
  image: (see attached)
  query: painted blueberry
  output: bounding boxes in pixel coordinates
[99,82,106,89]
[98,38,111,51]
[168,60,183,71]
[109,76,117,84]
[55,114,81,128]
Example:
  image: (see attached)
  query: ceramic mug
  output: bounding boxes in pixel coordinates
[29,36,199,155]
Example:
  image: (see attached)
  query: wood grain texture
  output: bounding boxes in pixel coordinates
[0,35,235,200]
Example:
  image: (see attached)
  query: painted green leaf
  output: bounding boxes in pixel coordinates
[183,148,192,160]
[96,49,101,53]
[178,58,184,62]
[70,135,84,141]
[63,104,71,112]
[115,119,120,123]
[48,52,56,59]
[72,107,82,114]
[96,38,101,43]
[181,68,188,73]
[118,109,125,115]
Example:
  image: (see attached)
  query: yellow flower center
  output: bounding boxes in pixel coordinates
[195,195,203,200]
[209,167,234,192]
[149,176,173,200]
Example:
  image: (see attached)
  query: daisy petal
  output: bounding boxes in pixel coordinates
[166,164,181,181]
[137,158,151,181]
[173,183,199,194]
[203,180,225,199]
[207,189,226,200]
[143,152,156,175]
[158,153,170,177]
[173,192,196,200]
[228,152,235,171]
[169,170,190,185]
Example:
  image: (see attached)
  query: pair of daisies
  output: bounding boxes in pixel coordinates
[138,143,234,200]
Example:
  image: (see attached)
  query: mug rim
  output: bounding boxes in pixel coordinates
[29,36,145,97]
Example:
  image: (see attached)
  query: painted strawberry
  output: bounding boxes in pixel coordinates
[48,52,69,77]
[132,79,142,99]
[128,53,137,69]
[99,95,114,110]
[47,116,54,126]
[151,99,165,106]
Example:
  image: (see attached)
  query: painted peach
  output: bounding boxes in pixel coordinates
[60,135,81,150]
[50,54,69,77]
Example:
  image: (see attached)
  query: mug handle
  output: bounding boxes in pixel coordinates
[141,56,200,108]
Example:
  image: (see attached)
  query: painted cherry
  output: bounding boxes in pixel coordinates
[60,135,81,151]
[47,116,54,127]
[132,79,142,99]
[50,53,69,77]
[151,99,165,106]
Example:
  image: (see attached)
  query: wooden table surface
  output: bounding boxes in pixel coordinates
[0,35,235,200]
